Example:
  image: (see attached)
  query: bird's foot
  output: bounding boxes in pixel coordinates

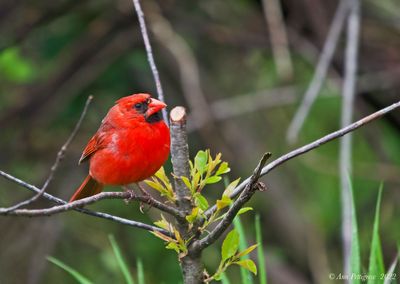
[122,186,136,204]
[136,183,154,213]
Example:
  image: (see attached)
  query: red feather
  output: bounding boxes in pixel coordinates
[69,94,170,202]
[69,175,103,202]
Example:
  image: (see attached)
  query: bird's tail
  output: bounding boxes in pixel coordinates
[69,175,103,202]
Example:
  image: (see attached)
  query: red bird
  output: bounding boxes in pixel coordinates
[69,93,170,202]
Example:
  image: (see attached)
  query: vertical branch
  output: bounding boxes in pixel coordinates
[170,106,204,284]
[261,0,293,81]
[340,0,360,276]
[131,0,168,125]
[170,107,192,213]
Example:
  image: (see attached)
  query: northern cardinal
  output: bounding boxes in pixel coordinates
[69,93,170,202]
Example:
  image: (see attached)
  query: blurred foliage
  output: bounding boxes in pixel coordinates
[1,0,400,283]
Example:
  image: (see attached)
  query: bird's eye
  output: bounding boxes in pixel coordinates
[134,103,143,110]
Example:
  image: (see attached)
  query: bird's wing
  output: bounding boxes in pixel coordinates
[78,121,114,164]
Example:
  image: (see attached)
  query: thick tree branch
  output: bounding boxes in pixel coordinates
[205,100,400,218]
[169,106,204,284]
[170,107,192,213]
[192,153,271,253]
[2,96,93,213]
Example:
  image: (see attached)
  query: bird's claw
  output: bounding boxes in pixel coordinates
[124,188,136,204]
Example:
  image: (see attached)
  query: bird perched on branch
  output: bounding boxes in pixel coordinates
[69,93,170,202]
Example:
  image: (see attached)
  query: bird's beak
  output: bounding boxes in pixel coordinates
[145,98,166,119]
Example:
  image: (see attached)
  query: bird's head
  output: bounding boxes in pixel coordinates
[116,93,166,123]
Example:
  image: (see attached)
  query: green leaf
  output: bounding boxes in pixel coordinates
[181,176,192,191]
[108,235,135,284]
[154,167,168,183]
[255,214,267,284]
[216,195,232,210]
[348,177,361,284]
[154,215,171,231]
[166,242,180,253]
[237,207,253,216]
[222,230,240,262]
[194,150,208,174]
[194,193,209,211]
[234,259,257,275]
[216,162,231,176]
[151,231,174,242]
[208,152,222,174]
[223,178,241,197]
[144,180,163,192]
[192,172,201,192]
[205,176,222,184]
[367,184,385,283]
[47,256,93,284]
[137,258,145,284]
[236,244,258,259]
[144,180,168,197]
[214,207,253,223]
[186,207,200,223]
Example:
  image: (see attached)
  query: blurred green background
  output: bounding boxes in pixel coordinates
[0,0,399,283]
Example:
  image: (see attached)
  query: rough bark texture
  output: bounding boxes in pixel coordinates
[170,107,192,213]
[170,107,204,284]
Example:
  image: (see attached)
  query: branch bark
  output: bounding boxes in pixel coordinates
[169,106,204,284]
[170,107,192,214]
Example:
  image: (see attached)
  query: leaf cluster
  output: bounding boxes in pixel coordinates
[207,229,257,282]
[148,150,258,281]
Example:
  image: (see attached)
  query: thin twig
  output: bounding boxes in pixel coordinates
[340,0,361,276]
[2,96,93,213]
[147,4,211,129]
[286,0,349,144]
[0,191,181,220]
[0,170,172,236]
[131,0,168,125]
[205,100,400,218]
[0,192,130,215]
[193,153,271,253]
